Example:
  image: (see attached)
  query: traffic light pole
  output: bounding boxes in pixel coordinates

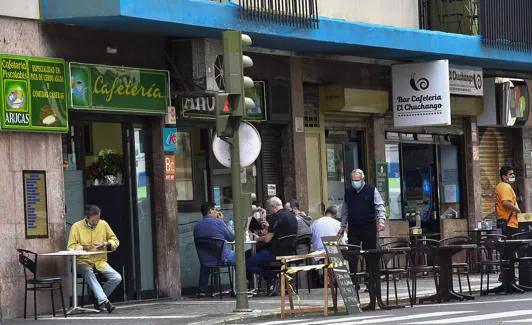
[230,117,250,312]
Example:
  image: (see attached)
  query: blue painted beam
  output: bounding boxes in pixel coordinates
[41,0,532,72]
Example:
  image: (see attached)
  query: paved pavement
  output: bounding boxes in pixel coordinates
[1,274,500,325]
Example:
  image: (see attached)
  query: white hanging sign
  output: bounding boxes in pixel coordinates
[392,60,451,128]
[449,66,483,96]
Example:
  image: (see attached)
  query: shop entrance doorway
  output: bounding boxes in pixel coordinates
[62,113,157,302]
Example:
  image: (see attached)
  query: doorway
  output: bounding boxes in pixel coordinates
[62,113,157,301]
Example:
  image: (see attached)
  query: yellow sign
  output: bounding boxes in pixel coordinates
[319,85,389,114]
[23,171,48,238]
[518,213,532,223]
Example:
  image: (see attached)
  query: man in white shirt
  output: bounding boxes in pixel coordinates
[311,206,346,255]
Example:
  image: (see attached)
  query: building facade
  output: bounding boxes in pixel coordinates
[1,0,532,319]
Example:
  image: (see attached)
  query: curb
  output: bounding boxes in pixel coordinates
[219,286,484,324]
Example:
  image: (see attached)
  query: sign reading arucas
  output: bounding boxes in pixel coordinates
[69,62,169,115]
[392,60,451,128]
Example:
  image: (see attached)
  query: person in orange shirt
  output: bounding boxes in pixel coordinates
[495,165,521,237]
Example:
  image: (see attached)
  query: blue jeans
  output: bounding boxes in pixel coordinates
[246,248,275,279]
[199,250,236,289]
[77,264,122,304]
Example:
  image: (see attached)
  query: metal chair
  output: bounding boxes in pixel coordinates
[260,234,297,295]
[480,234,508,295]
[379,239,411,306]
[194,237,234,299]
[439,236,473,295]
[17,249,66,320]
[510,232,532,287]
[408,239,440,306]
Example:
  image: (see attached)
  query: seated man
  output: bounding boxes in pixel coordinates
[67,205,121,313]
[311,205,346,259]
[247,197,298,283]
[193,202,235,296]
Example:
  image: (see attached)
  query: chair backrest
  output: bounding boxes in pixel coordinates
[194,237,226,268]
[481,234,505,260]
[295,234,312,254]
[512,232,532,240]
[409,239,439,267]
[439,236,471,246]
[17,249,37,281]
[379,239,410,269]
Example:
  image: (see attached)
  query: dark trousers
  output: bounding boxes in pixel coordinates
[348,222,378,305]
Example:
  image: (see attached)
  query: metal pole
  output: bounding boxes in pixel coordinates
[231,118,250,312]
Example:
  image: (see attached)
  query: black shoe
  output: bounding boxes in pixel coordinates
[196,289,208,298]
[105,301,116,313]
[93,301,104,312]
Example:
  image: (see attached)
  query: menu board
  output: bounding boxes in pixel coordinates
[375,161,389,207]
[23,171,49,238]
[321,236,360,314]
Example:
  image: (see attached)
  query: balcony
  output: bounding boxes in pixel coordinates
[419,0,479,35]
[223,0,319,28]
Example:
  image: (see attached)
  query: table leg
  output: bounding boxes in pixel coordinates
[324,264,329,316]
[66,255,101,315]
[252,245,258,293]
[280,270,286,318]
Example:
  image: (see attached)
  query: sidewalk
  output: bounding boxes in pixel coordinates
[3,274,488,325]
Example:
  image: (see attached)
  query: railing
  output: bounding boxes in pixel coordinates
[419,0,479,35]
[479,0,532,52]
[238,0,319,28]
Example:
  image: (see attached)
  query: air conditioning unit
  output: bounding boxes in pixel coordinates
[171,39,224,93]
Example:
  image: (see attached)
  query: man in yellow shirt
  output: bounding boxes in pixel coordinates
[67,205,121,313]
[495,166,521,237]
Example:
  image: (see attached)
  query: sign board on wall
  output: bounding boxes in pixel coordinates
[180,81,267,121]
[375,161,389,207]
[23,171,49,238]
[392,60,451,128]
[163,127,177,153]
[165,155,176,181]
[0,55,68,132]
[449,66,483,96]
[70,63,170,114]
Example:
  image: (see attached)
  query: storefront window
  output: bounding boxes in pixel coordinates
[327,143,345,207]
[439,144,462,218]
[176,131,193,201]
[385,143,402,220]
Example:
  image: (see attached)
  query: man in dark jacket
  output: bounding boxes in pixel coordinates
[336,169,386,310]
[246,197,297,281]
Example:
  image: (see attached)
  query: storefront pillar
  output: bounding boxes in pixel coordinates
[464,117,482,225]
[521,128,532,213]
[151,118,180,298]
[283,57,308,210]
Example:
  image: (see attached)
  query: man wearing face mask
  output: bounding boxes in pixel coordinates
[496,165,521,237]
[67,205,121,313]
[336,169,386,310]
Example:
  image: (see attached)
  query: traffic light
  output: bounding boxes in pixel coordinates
[216,31,255,120]
[215,93,233,138]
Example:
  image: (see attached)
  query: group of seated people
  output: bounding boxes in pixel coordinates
[193,196,344,296]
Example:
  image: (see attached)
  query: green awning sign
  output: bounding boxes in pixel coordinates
[69,63,169,115]
[0,55,68,132]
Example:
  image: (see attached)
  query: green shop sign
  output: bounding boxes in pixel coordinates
[0,55,68,132]
[69,63,169,114]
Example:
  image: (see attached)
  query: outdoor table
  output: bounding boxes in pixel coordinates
[40,250,110,315]
[486,238,532,294]
[419,244,477,303]
[361,246,411,310]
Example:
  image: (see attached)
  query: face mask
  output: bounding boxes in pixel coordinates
[509,177,516,183]
[86,219,95,229]
[352,180,363,190]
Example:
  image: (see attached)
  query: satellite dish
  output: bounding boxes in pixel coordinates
[212,121,262,168]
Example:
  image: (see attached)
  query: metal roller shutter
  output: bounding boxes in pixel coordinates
[260,126,284,202]
[479,128,514,219]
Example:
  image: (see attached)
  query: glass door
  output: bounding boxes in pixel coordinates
[131,126,156,298]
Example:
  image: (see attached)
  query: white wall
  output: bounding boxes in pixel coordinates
[228,0,419,29]
[318,0,419,28]
[0,0,40,20]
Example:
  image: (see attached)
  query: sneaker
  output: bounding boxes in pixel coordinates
[196,289,208,298]
[105,300,116,313]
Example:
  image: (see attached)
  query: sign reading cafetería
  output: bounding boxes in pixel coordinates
[392,60,451,128]
[449,66,483,96]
